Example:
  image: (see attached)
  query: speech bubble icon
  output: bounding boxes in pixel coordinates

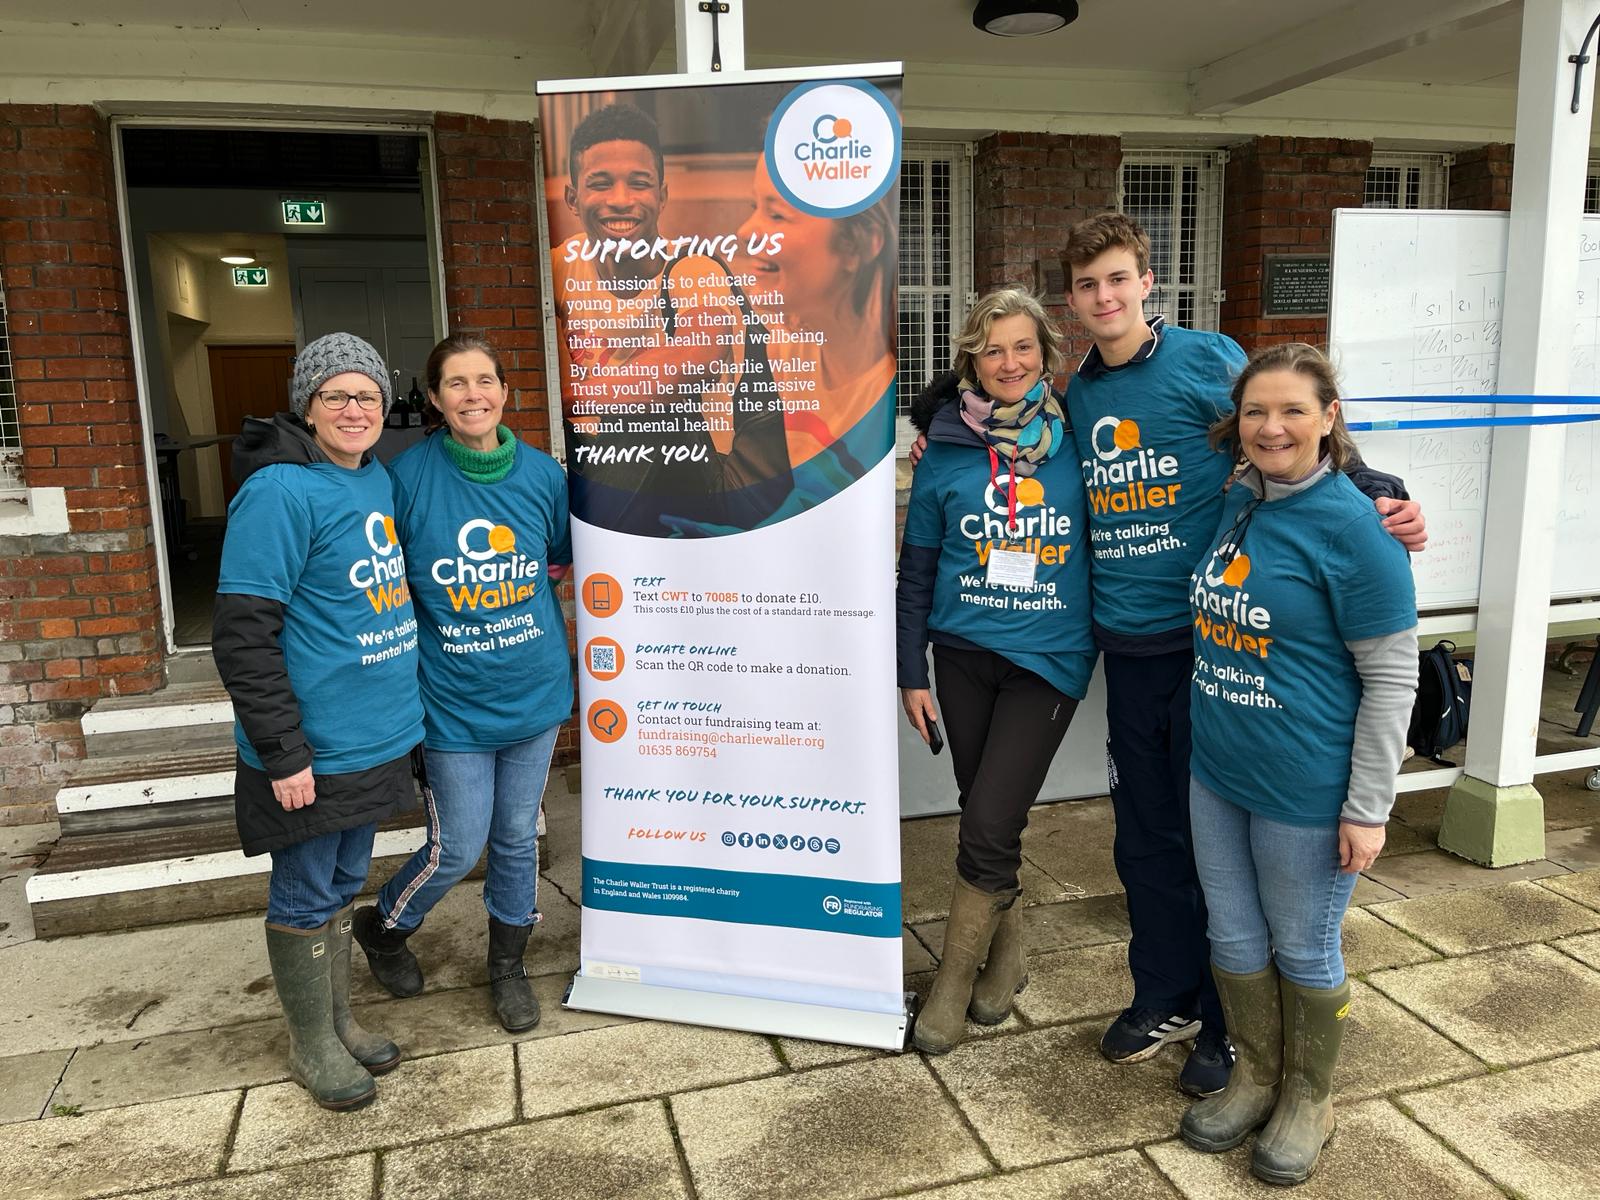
[1114,419,1141,452]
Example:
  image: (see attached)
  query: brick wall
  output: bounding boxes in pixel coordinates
[0,104,162,823]
[972,133,1121,365]
[1450,144,1513,212]
[1219,137,1372,353]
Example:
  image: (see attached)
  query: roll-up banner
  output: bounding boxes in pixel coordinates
[537,64,908,1049]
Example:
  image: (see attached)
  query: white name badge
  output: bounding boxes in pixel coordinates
[985,547,1037,589]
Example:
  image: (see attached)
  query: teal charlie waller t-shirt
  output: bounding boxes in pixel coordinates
[1187,472,1417,825]
[1066,324,1246,637]
[389,434,574,751]
[902,440,1097,699]
[217,458,424,775]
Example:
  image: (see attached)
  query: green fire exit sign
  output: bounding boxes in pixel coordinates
[281,199,326,225]
[232,267,269,287]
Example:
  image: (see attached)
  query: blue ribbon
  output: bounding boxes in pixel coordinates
[1343,394,1600,432]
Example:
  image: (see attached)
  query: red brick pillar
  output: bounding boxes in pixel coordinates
[433,115,551,454]
[972,132,1121,364]
[0,104,162,822]
[1450,144,1513,211]
[1219,137,1372,354]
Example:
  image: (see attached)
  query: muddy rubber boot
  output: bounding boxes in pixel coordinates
[330,905,402,1075]
[264,921,376,1111]
[912,878,1010,1055]
[352,904,424,998]
[1251,977,1350,1186]
[1181,963,1281,1152]
[968,896,1027,1025]
[487,917,540,1032]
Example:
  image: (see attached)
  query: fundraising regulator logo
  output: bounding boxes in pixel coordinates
[764,79,901,217]
[431,518,542,612]
[349,512,410,613]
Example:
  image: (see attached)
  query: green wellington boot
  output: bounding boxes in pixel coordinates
[1251,977,1351,1186]
[968,896,1027,1025]
[330,905,402,1074]
[913,878,1011,1055]
[1181,963,1282,1152]
[264,921,377,1111]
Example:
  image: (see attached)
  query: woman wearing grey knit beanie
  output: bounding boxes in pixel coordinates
[212,331,425,1111]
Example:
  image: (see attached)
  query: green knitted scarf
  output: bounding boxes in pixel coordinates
[440,425,516,484]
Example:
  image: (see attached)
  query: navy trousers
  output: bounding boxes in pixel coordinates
[1103,647,1224,1033]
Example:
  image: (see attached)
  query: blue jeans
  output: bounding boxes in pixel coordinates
[376,726,559,932]
[1188,776,1358,989]
[267,823,379,929]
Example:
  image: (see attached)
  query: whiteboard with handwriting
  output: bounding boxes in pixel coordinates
[1328,208,1600,610]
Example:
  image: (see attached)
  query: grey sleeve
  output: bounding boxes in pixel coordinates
[1342,628,1420,826]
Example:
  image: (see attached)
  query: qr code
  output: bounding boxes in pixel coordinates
[589,644,617,673]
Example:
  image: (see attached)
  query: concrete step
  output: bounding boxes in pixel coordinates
[164,648,220,685]
[80,681,232,738]
[55,743,237,835]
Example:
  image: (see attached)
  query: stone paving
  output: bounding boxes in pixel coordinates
[2,771,1599,1199]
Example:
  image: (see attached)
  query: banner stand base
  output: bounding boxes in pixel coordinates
[564,974,910,1051]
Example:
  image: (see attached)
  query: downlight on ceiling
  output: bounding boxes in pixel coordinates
[973,0,1078,36]
[219,249,257,265]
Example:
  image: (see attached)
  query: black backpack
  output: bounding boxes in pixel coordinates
[1408,640,1472,765]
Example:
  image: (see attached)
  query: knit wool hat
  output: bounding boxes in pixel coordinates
[290,332,393,418]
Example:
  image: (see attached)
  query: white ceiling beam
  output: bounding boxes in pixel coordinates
[587,0,675,78]
[1188,0,1519,115]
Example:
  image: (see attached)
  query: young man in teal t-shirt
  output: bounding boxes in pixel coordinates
[1061,214,1426,1098]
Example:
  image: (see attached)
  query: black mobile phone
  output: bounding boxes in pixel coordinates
[927,718,944,756]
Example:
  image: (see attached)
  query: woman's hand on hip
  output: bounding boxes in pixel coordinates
[901,688,939,745]
[271,766,317,812]
[1338,821,1385,874]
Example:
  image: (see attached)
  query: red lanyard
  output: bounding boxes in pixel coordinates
[987,444,1019,535]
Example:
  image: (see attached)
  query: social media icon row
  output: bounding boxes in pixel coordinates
[721,831,841,854]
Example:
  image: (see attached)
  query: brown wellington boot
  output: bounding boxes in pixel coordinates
[912,877,1011,1055]
[968,896,1027,1025]
[1251,977,1350,1186]
[1180,963,1281,1152]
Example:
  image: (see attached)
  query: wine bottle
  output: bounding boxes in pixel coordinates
[408,377,426,428]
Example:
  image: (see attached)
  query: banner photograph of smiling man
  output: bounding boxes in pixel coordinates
[539,66,908,1048]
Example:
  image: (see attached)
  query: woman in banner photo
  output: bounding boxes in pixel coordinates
[896,289,1097,1055]
[354,334,574,1034]
[213,333,423,1111]
[1179,343,1418,1186]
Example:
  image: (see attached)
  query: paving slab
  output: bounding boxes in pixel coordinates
[1554,930,1600,970]
[914,893,1131,966]
[902,928,937,973]
[0,1089,239,1200]
[1012,797,1125,900]
[1350,874,1406,905]
[141,1155,375,1200]
[929,1021,1188,1168]
[0,858,38,951]
[1365,879,1600,955]
[1011,940,1132,1025]
[1368,943,1600,1066]
[671,1054,987,1200]
[1403,1048,1600,1199]
[1334,981,1484,1101]
[228,1044,516,1173]
[1340,907,1439,976]
[383,1100,689,1200]
[1361,849,1570,899]
[1538,866,1600,911]
[517,1019,781,1118]
[1389,774,1599,842]
[898,1150,1179,1199]
[901,814,1069,923]
[0,1048,69,1124]
[776,1036,884,1070]
[1146,1098,1502,1200]
[1543,825,1600,873]
[1375,818,1435,858]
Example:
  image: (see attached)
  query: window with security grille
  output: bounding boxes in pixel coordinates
[0,284,20,488]
[1587,159,1600,214]
[897,142,973,421]
[1118,150,1225,331]
[1365,152,1450,209]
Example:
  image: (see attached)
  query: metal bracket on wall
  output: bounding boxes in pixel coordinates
[1569,13,1600,113]
[699,1,732,72]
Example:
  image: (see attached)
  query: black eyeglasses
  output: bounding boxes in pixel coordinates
[315,390,383,412]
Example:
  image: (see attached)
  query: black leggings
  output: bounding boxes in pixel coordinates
[933,644,1078,892]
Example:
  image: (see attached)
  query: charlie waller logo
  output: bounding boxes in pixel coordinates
[1082,416,1184,515]
[431,518,542,612]
[958,475,1073,566]
[349,511,410,613]
[1190,541,1274,659]
[765,79,901,218]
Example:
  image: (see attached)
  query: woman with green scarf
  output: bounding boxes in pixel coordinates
[897,289,1097,1055]
[353,334,572,1033]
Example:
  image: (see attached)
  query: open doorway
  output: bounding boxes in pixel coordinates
[119,125,444,647]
